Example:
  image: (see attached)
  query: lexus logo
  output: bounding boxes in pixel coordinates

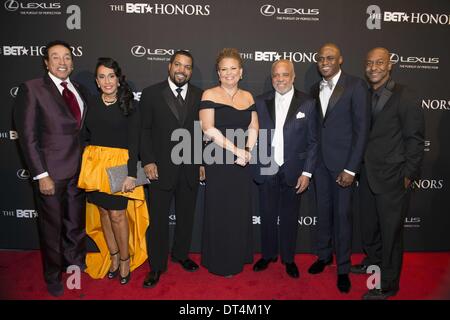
[131,45,146,58]
[260,4,276,17]
[10,86,19,98]
[389,53,439,65]
[17,169,30,180]
[390,53,399,64]
[4,0,19,11]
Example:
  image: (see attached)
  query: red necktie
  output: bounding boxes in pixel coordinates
[60,81,81,127]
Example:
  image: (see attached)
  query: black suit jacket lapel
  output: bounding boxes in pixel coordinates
[312,84,324,121]
[162,84,180,123]
[285,89,303,123]
[265,93,276,126]
[183,84,196,124]
[325,73,345,120]
[372,79,395,120]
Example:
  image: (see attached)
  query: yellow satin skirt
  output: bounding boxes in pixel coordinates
[78,145,149,279]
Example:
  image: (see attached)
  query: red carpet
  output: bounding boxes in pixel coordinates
[0,250,449,300]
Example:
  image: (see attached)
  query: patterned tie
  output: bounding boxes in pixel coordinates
[320,79,333,91]
[60,81,81,127]
[175,87,184,104]
[175,87,186,122]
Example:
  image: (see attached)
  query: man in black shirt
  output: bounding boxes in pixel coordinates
[351,47,425,300]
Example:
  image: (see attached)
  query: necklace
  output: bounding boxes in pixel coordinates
[221,86,239,101]
[102,94,117,106]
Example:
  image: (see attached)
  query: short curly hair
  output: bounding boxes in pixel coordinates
[216,48,243,71]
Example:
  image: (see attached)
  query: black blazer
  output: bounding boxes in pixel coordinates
[364,79,425,193]
[140,80,203,190]
[253,89,318,186]
[311,72,371,174]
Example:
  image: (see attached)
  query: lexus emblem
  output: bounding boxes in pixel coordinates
[17,169,30,180]
[131,45,146,58]
[5,0,19,12]
[10,86,19,98]
[260,4,276,17]
[390,53,399,64]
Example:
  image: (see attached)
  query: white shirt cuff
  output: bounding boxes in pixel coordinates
[33,172,49,180]
[344,169,355,176]
[302,171,312,178]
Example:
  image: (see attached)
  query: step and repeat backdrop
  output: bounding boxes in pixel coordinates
[1,0,449,252]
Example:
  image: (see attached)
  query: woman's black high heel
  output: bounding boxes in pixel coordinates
[119,256,131,285]
[107,251,120,279]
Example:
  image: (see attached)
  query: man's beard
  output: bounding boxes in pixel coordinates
[171,72,189,87]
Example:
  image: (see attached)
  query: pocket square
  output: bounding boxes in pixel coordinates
[296,111,305,119]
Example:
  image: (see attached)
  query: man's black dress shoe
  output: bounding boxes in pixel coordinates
[362,288,398,300]
[253,257,277,272]
[47,282,64,297]
[337,274,351,293]
[171,257,199,272]
[143,271,162,288]
[350,264,371,274]
[308,258,332,274]
[284,262,299,279]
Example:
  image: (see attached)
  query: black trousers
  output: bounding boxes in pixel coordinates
[145,167,198,272]
[314,161,353,274]
[359,166,410,291]
[33,175,86,285]
[258,165,301,263]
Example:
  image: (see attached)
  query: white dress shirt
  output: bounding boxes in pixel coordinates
[272,87,294,167]
[168,77,188,100]
[272,87,312,178]
[33,72,85,180]
[319,69,341,117]
[48,71,84,115]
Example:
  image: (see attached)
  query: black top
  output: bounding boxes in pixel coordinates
[370,78,390,112]
[199,100,255,133]
[84,96,140,177]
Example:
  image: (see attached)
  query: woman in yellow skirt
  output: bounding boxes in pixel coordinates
[78,57,148,284]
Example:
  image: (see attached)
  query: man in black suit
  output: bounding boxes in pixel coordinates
[308,43,370,293]
[351,47,425,300]
[253,59,318,278]
[140,50,204,288]
[13,40,89,297]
